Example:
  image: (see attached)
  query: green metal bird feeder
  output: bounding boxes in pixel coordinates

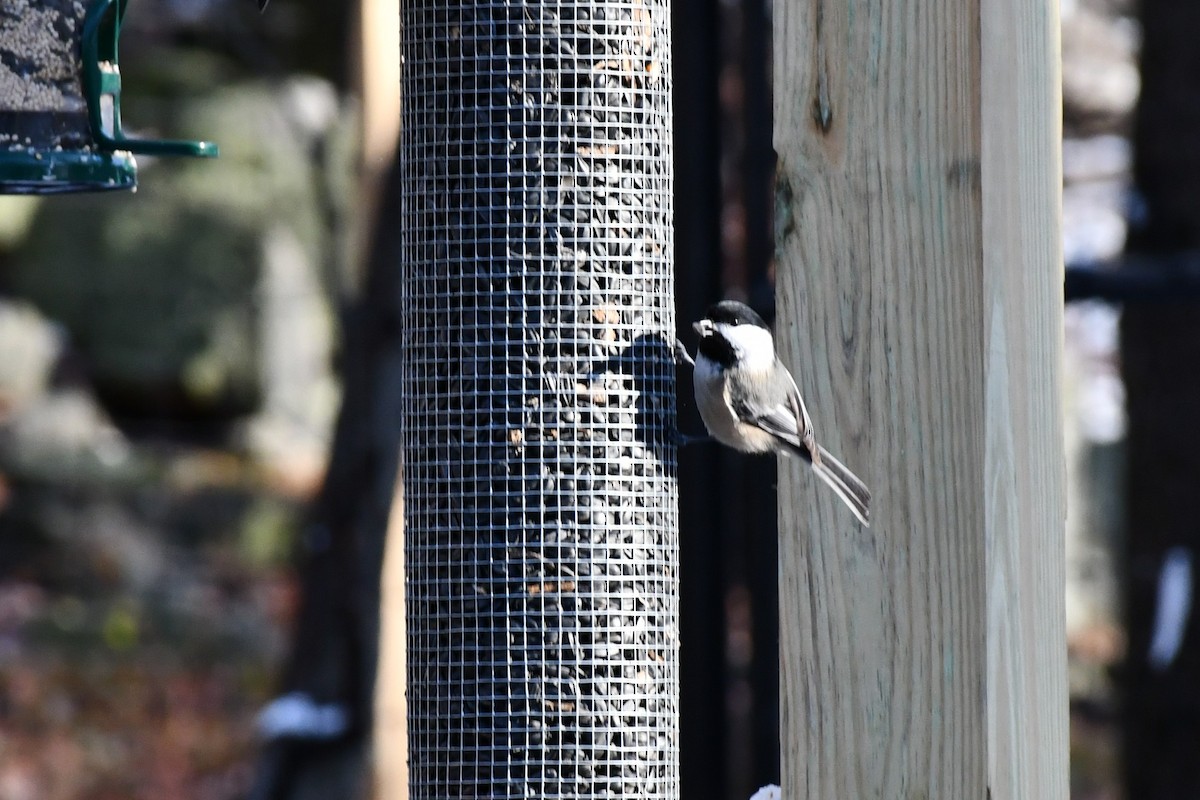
[0,0,217,194]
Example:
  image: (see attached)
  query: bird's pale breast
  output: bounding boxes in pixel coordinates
[693,355,779,453]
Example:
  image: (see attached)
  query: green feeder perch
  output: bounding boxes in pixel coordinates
[0,0,217,194]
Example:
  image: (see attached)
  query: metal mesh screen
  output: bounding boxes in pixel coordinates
[400,1,678,798]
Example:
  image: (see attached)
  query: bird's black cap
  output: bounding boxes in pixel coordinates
[703,300,769,330]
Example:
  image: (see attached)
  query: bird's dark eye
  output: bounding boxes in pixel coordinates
[731,319,740,326]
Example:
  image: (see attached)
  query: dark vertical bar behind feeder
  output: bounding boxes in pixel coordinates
[400,2,678,798]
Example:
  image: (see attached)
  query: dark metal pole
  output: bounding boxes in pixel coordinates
[1121,0,1200,796]
[737,0,780,789]
[671,0,729,794]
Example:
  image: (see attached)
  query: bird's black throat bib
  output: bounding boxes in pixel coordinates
[697,334,739,368]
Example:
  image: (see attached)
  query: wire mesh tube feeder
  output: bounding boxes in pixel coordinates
[0,0,216,194]
[400,2,679,797]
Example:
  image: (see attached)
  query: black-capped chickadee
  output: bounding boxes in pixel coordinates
[677,300,871,526]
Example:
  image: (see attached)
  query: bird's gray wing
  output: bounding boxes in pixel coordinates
[731,364,819,459]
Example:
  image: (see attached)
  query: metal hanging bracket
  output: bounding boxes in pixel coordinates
[82,0,219,158]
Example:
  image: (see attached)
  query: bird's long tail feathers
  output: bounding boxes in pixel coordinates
[811,445,871,526]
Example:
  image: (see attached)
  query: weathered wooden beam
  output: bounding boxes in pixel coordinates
[773,0,1067,796]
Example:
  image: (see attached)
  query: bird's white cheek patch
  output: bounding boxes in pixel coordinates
[718,323,776,371]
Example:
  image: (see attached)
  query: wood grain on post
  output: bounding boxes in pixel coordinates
[773,1,1067,797]
[350,0,400,257]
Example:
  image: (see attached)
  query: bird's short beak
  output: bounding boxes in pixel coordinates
[693,319,714,337]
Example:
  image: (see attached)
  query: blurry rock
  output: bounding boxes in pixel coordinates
[1063,134,1131,184]
[1059,0,1134,685]
[1062,135,1132,271]
[0,389,134,482]
[0,197,41,250]
[238,223,339,490]
[0,299,63,416]
[1062,3,1140,133]
[1063,178,1128,264]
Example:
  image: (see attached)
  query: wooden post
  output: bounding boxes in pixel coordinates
[350,3,407,796]
[349,0,401,254]
[373,474,408,800]
[773,0,1067,797]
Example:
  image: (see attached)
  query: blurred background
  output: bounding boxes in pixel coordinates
[0,0,1169,798]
